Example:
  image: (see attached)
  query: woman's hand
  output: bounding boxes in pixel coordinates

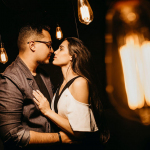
[33,91,80,137]
[33,90,52,115]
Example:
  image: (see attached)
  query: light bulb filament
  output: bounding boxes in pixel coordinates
[80,5,90,22]
[1,53,6,62]
[57,31,62,39]
[78,0,94,25]
[56,26,63,40]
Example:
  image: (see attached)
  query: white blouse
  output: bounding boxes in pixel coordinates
[51,88,98,132]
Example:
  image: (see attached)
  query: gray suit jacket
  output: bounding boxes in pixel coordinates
[0,56,53,149]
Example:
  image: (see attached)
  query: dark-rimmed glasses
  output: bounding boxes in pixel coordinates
[27,41,52,50]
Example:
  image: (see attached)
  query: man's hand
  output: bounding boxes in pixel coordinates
[59,131,73,144]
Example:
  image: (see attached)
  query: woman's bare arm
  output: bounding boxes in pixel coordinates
[32,77,89,138]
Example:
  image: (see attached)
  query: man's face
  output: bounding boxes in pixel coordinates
[35,30,53,64]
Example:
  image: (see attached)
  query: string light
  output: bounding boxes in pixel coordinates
[56,25,63,40]
[0,35,8,64]
[78,0,94,25]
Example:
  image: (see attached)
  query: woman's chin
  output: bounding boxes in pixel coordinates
[52,61,56,65]
[52,61,60,66]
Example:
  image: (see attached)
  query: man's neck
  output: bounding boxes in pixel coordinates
[19,54,38,76]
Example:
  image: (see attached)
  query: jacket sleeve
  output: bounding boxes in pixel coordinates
[0,75,30,148]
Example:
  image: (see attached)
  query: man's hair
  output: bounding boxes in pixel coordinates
[17,24,50,52]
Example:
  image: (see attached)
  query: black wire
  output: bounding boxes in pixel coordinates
[72,0,79,38]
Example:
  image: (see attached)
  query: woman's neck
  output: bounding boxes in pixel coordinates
[61,65,78,83]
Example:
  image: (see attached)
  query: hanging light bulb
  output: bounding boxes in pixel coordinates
[105,0,150,125]
[0,42,8,64]
[56,25,63,40]
[78,0,94,25]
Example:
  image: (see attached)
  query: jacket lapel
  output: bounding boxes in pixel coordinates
[16,56,53,101]
[16,56,40,92]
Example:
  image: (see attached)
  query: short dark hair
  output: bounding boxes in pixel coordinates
[17,24,50,52]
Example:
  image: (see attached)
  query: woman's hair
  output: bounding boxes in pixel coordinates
[65,37,110,143]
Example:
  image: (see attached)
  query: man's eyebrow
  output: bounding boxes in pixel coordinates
[59,45,64,48]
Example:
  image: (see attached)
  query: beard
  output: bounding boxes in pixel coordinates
[37,59,50,65]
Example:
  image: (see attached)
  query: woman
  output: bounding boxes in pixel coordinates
[33,37,109,144]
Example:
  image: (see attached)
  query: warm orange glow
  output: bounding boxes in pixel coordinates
[78,0,94,25]
[119,34,146,110]
[56,26,63,40]
[56,31,62,39]
[80,5,90,22]
[141,41,150,106]
[1,53,6,62]
[127,12,136,21]
[0,48,8,64]
[120,6,138,23]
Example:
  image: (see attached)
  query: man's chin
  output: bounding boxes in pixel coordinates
[37,60,50,65]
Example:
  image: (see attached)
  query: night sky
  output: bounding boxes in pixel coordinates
[0,0,150,150]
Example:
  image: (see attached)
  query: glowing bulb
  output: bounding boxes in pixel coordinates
[119,34,145,110]
[1,53,6,62]
[0,42,8,64]
[80,5,90,22]
[78,0,94,25]
[141,41,150,106]
[0,48,8,64]
[57,31,61,39]
[56,26,63,40]
[119,34,150,110]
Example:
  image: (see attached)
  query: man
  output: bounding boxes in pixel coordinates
[0,24,72,150]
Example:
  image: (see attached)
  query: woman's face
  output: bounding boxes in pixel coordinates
[53,40,72,67]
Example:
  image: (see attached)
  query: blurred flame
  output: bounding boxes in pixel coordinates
[119,34,150,110]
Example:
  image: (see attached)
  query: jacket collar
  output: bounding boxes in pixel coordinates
[15,55,53,100]
[15,55,35,80]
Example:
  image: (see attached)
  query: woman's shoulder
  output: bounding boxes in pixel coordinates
[69,76,89,104]
[72,76,88,87]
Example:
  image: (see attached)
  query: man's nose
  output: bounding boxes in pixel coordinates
[50,47,54,53]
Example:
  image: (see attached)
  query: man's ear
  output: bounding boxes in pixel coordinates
[29,41,36,52]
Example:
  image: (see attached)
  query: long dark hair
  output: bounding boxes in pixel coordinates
[65,37,110,143]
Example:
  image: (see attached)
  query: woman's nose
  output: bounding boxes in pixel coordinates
[54,49,58,54]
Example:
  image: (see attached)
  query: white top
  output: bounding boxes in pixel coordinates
[51,88,99,132]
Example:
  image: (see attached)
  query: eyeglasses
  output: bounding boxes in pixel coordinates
[27,41,52,50]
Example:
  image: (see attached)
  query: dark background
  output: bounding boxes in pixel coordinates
[0,0,150,150]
